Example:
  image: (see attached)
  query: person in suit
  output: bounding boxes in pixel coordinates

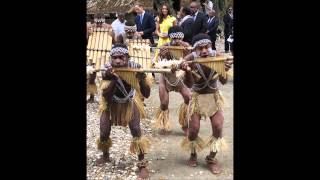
[134,1,156,44]
[227,26,233,54]
[223,6,233,53]
[202,0,213,15]
[178,5,194,44]
[190,1,208,36]
[206,10,219,50]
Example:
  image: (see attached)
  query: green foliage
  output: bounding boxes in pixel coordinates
[210,0,233,32]
[218,0,225,11]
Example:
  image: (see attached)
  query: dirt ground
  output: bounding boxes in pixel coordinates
[144,76,233,180]
[87,38,233,180]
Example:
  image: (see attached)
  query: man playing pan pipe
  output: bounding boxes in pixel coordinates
[179,34,232,174]
[116,21,150,106]
[91,13,116,44]
[153,26,192,135]
[157,26,191,60]
[87,59,97,103]
[116,21,142,45]
[96,43,151,179]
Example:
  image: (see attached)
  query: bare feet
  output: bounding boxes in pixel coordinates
[95,153,110,166]
[159,129,170,135]
[207,159,221,174]
[138,167,149,180]
[182,127,189,136]
[187,154,197,167]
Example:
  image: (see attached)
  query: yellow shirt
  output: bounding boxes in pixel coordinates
[154,15,176,61]
[157,15,176,47]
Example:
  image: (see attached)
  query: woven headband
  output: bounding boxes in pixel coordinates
[124,25,137,32]
[193,39,212,49]
[169,32,184,39]
[110,47,129,56]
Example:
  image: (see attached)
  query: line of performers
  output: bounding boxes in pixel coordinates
[87,22,233,179]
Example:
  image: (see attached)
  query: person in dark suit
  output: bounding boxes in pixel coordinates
[178,6,194,44]
[134,1,156,44]
[206,10,219,50]
[223,6,233,52]
[190,1,208,36]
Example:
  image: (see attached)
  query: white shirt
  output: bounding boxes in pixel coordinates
[207,16,215,24]
[111,19,126,37]
[229,13,233,19]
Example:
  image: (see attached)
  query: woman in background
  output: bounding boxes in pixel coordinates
[154,3,177,61]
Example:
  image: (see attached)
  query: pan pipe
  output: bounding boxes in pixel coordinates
[167,46,192,59]
[164,46,192,60]
[154,59,201,79]
[189,56,233,78]
[99,68,171,91]
[127,39,152,69]
[95,41,153,88]
[151,46,192,62]
[87,27,113,69]
[153,59,182,69]
[127,39,153,82]
[154,55,234,79]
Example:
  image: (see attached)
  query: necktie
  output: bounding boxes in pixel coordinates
[140,14,143,24]
[193,14,196,21]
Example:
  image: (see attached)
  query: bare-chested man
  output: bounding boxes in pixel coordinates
[179,34,232,174]
[96,43,151,179]
[154,26,192,135]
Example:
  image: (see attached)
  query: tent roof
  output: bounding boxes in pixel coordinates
[87,0,153,14]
